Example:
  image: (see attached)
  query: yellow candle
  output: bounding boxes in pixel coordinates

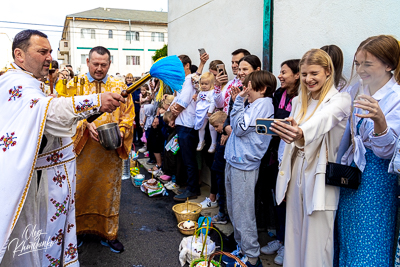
[49,62,52,69]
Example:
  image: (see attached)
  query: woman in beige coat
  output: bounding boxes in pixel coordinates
[271,49,351,267]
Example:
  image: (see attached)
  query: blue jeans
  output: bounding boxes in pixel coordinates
[175,125,199,193]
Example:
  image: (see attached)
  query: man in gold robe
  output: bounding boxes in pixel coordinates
[69,46,135,253]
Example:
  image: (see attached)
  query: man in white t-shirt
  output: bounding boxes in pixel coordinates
[170,54,208,201]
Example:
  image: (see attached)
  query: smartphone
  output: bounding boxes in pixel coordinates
[198,48,206,55]
[256,118,291,135]
[216,64,227,76]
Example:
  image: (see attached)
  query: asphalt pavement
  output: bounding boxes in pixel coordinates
[77,166,185,267]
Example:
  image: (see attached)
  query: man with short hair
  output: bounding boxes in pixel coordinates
[214,48,250,145]
[0,30,124,266]
[170,53,208,201]
[70,46,135,253]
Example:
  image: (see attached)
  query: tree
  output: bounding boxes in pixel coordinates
[152,44,168,62]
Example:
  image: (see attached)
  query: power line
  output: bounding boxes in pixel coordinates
[0,26,169,39]
[0,20,63,27]
[0,20,168,34]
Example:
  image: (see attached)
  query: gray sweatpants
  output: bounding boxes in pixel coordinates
[225,163,260,258]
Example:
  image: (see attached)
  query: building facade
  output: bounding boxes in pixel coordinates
[58,7,168,76]
[0,33,13,70]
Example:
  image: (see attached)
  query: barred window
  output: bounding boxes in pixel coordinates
[126,56,140,65]
[126,31,139,41]
[151,32,164,42]
[81,54,88,64]
[108,30,113,39]
[81,29,95,39]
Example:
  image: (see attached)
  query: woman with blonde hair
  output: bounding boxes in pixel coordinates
[336,35,400,267]
[271,49,351,267]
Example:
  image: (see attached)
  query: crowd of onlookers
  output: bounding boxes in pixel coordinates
[127,34,400,267]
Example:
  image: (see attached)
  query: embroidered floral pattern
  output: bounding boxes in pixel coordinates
[0,132,17,152]
[46,254,60,267]
[64,243,77,260]
[52,171,66,187]
[199,92,207,101]
[30,98,40,108]
[46,152,63,164]
[8,86,22,101]
[51,229,64,246]
[76,99,94,112]
[67,223,75,233]
[223,79,242,113]
[50,195,69,222]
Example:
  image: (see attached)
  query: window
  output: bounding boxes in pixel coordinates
[110,55,114,64]
[63,41,68,47]
[108,30,113,39]
[126,31,139,41]
[151,32,164,42]
[126,56,140,65]
[81,29,95,39]
[81,54,88,64]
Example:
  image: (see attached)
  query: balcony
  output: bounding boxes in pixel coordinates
[59,40,69,54]
[57,50,65,60]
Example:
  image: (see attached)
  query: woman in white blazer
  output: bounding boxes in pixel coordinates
[270,49,351,267]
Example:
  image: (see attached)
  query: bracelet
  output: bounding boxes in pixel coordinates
[373,127,388,136]
[195,71,201,76]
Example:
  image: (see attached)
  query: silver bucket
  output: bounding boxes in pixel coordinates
[97,123,121,150]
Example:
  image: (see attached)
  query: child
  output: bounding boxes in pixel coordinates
[138,84,152,153]
[205,111,229,224]
[194,72,217,153]
[147,95,175,175]
[162,110,180,190]
[224,71,276,267]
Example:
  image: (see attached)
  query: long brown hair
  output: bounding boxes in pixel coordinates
[351,35,400,85]
[320,45,347,90]
[209,60,227,88]
[297,49,335,124]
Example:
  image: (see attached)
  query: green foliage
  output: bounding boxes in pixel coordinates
[152,44,168,62]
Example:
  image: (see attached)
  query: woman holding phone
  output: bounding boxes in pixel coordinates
[259,59,300,265]
[336,35,400,267]
[271,49,351,267]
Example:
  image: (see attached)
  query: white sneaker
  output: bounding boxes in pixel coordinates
[196,141,205,151]
[200,197,218,209]
[260,240,282,255]
[208,143,217,153]
[138,146,147,153]
[165,182,179,190]
[274,246,284,265]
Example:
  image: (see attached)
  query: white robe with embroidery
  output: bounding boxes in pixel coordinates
[0,64,102,267]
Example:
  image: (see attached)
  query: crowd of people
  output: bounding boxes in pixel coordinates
[128,35,400,267]
[1,28,400,267]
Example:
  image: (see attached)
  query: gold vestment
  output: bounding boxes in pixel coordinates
[70,74,134,240]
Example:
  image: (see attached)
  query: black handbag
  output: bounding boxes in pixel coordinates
[325,103,361,189]
[325,162,361,189]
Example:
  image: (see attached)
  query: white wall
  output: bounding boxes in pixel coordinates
[168,0,264,79]
[272,0,400,81]
[65,20,167,76]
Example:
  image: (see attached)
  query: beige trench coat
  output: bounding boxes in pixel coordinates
[275,86,351,215]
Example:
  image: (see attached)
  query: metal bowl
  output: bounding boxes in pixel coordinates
[97,123,121,150]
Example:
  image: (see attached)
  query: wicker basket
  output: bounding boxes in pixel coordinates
[207,251,246,267]
[190,258,221,267]
[172,202,202,223]
[177,221,198,235]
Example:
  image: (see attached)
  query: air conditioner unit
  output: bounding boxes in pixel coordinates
[59,40,69,54]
